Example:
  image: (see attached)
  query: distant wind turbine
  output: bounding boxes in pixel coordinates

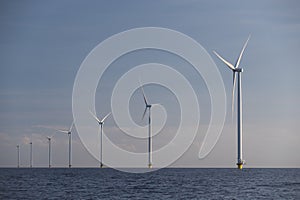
[140,83,160,169]
[37,127,55,168]
[56,122,74,168]
[16,145,20,168]
[30,141,33,168]
[46,136,52,168]
[213,35,250,169]
[89,110,111,168]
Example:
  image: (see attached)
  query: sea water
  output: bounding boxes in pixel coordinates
[0,168,299,199]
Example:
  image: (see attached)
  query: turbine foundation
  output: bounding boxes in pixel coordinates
[237,163,243,170]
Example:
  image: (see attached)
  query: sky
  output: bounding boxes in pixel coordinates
[0,0,299,168]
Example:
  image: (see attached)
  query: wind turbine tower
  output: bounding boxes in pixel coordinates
[90,111,111,168]
[213,36,250,169]
[47,137,52,168]
[30,141,33,168]
[16,145,20,168]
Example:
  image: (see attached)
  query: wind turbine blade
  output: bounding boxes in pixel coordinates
[152,103,161,107]
[57,129,69,134]
[232,72,237,120]
[142,91,148,106]
[142,107,147,120]
[101,112,111,123]
[213,51,235,70]
[139,81,149,106]
[89,110,101,123]
[235,35,250,68]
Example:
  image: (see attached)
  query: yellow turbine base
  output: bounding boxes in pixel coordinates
[148,164,152,168]
[237,164,243,170]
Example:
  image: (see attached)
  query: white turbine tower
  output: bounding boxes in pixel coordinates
[57,122,74,168]
[46,136,52,168]
[89,110,111,168]
[16,145,20,168]
[213,35,250,169]
[140,84,160,169]
[29,141,32,168]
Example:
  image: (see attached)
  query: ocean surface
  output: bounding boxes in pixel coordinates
[0,168,299,199]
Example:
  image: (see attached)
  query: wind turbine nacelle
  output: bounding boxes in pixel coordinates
[235,68,243,72]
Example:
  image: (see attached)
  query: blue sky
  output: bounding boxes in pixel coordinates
[0,0,299,167]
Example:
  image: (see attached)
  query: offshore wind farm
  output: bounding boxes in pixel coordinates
[0,1,299,199]
[10,36,251,170]
[1,2,298,170]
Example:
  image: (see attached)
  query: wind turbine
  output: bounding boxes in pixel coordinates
[37,127,55,168]
[29,141,32,168]
[46,136,52,168]
[89,110,111,168]
[140,84,160,169]
[57,122,74,168]
[16,145,20,168]
[213,35,250,169]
